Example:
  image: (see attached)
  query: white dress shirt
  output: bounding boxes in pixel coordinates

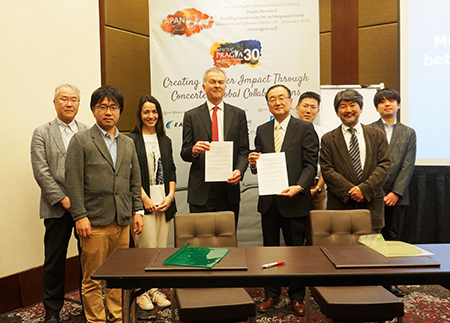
[273,114,291,147]
[57,118,78,150]
[382,119,397,144]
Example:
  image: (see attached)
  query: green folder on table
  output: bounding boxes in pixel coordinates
[162,243,230,269]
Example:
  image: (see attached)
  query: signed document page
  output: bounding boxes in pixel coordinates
[205,141,233,182]
[257,152,289,195]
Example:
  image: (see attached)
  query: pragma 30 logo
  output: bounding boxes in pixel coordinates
[211,40,262,68]
[166,121,183,129]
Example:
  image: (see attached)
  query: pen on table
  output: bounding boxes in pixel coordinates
[261,260,286,269]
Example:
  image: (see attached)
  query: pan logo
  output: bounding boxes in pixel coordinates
[166,121,183,129]
[211,40,262,68]
[161,8,213,36]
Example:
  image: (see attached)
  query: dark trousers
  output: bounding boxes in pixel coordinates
[43,211,81,312]
[261,197,306,302]
[189,182,240,227]
[381,205,406,241]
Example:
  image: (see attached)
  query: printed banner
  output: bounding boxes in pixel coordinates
[149,0,320,187]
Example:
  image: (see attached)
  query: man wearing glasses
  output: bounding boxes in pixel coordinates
[248,84,318,315]
[31,84,88,323]
[65,85,144,322]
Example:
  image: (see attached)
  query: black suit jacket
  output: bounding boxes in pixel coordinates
[253,117,319,217]
[128,132,177,220]
[181,102,250,206]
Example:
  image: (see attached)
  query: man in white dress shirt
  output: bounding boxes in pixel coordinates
[320,89,390,233]
[296,91,329,210]
[31,84,87,323]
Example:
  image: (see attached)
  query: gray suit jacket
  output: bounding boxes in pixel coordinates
[181,102,249,206]
[65,125,143,226]
[369,119,416,205]
[320,124,391,230]
[31,118,88,219]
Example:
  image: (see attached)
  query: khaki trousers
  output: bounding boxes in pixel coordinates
[80,219,129,323]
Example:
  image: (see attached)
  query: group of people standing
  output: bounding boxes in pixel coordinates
[31,67,416,322]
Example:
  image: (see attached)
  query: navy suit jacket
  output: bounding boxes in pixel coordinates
[253,116,319,218]
[181,102,250,206]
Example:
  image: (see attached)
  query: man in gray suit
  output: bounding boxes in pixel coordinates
[31,84,88,323]
[181,67,249,225]
[369,88,416,297]
[65,85,143,322]
[320,89,390,232]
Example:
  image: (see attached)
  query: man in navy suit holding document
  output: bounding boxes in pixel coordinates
[248,84,318,315]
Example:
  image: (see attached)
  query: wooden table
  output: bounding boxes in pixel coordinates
[93,244,450,322]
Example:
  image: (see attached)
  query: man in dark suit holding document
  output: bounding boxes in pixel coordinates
[181,67,249,225]
[248,84,318,315]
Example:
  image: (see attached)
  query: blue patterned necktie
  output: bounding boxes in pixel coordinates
[348,128,362,182]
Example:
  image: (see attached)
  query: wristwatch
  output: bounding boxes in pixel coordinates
[315,186,322,194]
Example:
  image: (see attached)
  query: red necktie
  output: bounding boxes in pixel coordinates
[212,106,219,142]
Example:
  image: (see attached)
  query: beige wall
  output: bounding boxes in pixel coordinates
[0,1,100,278]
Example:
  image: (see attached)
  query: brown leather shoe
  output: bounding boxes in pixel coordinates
[292,300,305,316]
[257,297,279,312]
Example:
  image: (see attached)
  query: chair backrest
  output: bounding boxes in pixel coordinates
[174,211,237,248]
[307,209,372,246]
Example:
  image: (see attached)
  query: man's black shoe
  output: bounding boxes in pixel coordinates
[385,285,405,297]
[44,309,59,323]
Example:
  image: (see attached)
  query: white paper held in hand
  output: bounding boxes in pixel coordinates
[256,152,289,195]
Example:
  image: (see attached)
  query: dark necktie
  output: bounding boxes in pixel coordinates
[348,128,362,182]
[212,106,219,142]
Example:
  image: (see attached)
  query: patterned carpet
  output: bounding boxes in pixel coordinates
[1,285,450,322]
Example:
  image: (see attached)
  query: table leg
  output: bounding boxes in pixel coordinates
[305,287,310,323]
[122,289,135,323]
[130,295,136,323]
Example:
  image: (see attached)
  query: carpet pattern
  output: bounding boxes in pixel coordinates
[1,285,450,322]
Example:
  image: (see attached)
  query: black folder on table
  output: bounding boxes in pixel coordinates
[321,245,440,268]
[145,248,248,271]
